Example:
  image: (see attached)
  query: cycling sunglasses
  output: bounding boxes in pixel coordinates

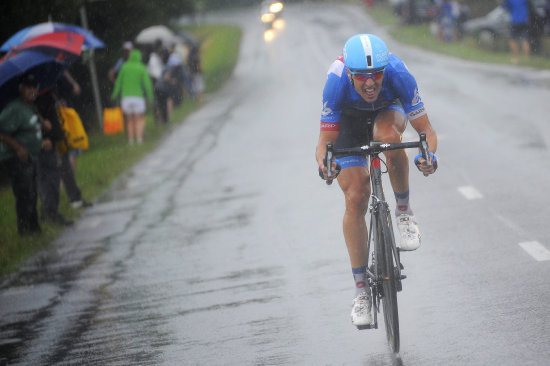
[349,68,385,82]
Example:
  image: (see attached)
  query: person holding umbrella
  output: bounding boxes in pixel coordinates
[0,73,47,235]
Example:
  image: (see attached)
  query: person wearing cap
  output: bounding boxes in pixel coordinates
[108,41,133,84]
[0,73,45,235]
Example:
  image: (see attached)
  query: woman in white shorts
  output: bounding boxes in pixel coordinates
[111,49,154,144]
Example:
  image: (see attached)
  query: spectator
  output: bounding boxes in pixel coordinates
[34,91,73,226]
[153,48,174,125]
[438,0,458,42]
[55,71,93,209]
[456,0,470,39]
[111,49,154,145]
[147,39,165,86]
[108,41,133,84]
[500,0,531,64]
[0,73,44,235]
[166,43,188,108]
[187,44,204,103]
[147,40,167,125]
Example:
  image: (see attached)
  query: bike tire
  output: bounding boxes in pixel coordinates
[376,208,400,353]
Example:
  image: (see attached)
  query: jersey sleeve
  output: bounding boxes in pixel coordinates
[390,61,427,121]
[320,59,346,130]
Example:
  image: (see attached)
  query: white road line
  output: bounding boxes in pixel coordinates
[519,241,550,262]
[457,185,483,200]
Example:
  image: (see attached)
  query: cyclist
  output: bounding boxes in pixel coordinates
[315,34,438,328]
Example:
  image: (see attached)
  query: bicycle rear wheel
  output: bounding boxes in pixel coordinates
[376,208,400,353]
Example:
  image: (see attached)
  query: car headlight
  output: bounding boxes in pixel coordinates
[261,13,275,23]
[269,2,283,13]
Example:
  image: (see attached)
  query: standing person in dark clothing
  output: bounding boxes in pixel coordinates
[35,91,73,226]
[0,74,44,235]
[55,71,92,208]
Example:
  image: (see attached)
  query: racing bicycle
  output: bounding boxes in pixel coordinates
[323,131,431,353]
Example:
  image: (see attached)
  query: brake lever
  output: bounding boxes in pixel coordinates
[325,142,334,185]
[419,132,431,168]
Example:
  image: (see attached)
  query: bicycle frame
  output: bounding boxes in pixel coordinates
[324,132,430,353]
[365,151,401,324]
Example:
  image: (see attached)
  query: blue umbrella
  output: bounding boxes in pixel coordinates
[1,22,104,52]
[0,50,75,111]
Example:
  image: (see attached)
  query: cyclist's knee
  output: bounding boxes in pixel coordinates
[344,187,370,215]
[374,111,406,142]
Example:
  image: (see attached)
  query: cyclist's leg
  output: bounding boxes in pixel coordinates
[334,109,375,327]
[337,164,374,327]
[334,108,373,269]
[336,165,370,269]
[373,107,408,196]
[374,106,421,250]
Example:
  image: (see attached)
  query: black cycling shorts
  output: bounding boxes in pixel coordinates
[334,103,406,169]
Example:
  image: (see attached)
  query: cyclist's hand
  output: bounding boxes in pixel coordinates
[414,152,438,176]
[318,160,341,181]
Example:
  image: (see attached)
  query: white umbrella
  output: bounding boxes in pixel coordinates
[135,25,177,47]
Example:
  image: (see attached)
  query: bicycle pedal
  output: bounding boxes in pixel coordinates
[400,274,407,280]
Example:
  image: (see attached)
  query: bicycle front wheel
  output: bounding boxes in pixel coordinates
[376,208,400,353]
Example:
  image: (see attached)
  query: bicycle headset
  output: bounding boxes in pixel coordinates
[343,34,389,72]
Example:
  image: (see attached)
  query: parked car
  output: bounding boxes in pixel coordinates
[463,1,546,52]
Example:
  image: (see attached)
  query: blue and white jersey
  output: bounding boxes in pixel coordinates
[320,54,426,128]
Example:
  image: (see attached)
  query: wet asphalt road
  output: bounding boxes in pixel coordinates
[2,2,550,365]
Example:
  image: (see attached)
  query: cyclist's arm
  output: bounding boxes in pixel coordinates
[316,128,339,178]
[409,114,438,174]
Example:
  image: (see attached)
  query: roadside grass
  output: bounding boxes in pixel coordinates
[0,25,242,278]
[367,3,550,69]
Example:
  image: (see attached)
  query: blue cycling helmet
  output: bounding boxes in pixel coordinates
[343,34,389,71]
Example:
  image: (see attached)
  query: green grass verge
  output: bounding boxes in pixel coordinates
[0,24,242,278]
[367,3,550,69]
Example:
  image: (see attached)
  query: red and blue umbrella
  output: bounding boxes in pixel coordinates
[7,31,85,61]
[0,22,104,52]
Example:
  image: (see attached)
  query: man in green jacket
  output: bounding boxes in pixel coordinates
[111,49,154,144]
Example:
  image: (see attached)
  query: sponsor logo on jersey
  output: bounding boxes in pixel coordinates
[321,101,332,116]
[412,88,422,106]
[408,106,426,119]
[320,121,339,131]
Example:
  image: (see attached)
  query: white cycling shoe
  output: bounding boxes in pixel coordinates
[351,291,373,328]
[396,213,421,251]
